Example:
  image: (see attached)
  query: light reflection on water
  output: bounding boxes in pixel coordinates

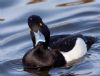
[56,0,94,7]
[0,0,100,76]
[27,0,45,4]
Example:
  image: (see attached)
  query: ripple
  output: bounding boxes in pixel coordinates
[0,0,100,76]
[0,0,19,8]
[56,0,94,7]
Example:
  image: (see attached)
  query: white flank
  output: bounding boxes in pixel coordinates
[61,38,87,63]
[34,30,45,45]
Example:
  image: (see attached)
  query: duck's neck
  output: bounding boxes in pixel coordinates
[36,42,47,49]
[34,30,46,46]
[30,24,50,48]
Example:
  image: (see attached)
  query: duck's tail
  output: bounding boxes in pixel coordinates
[84,36,97,50]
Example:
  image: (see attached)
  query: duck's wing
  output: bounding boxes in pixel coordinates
[49,34,78,52]
[49,34,96,52]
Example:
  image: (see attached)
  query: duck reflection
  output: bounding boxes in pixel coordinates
[24,68,76,76]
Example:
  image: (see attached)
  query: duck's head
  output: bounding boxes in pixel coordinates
[28,15,43,32]
[28,15,50,48]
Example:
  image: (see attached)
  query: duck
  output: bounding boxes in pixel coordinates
[22,15,96,70]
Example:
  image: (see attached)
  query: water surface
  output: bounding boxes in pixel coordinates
[0,0,100,76]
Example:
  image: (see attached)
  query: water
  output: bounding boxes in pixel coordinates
[0,0,100,76]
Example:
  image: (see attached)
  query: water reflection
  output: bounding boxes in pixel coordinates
[24,68,76,76]
[56,0,94,7]
[25,70,50,76]
[0,58,92,76]
[27,0,45,4]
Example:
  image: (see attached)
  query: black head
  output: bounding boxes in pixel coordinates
[28,15,50,48]
[28,15,43,32]
[28,15,42,24]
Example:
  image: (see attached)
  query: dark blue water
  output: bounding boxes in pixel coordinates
[0,0,100,76]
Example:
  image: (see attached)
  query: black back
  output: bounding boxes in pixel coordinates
[49,34,96,52]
